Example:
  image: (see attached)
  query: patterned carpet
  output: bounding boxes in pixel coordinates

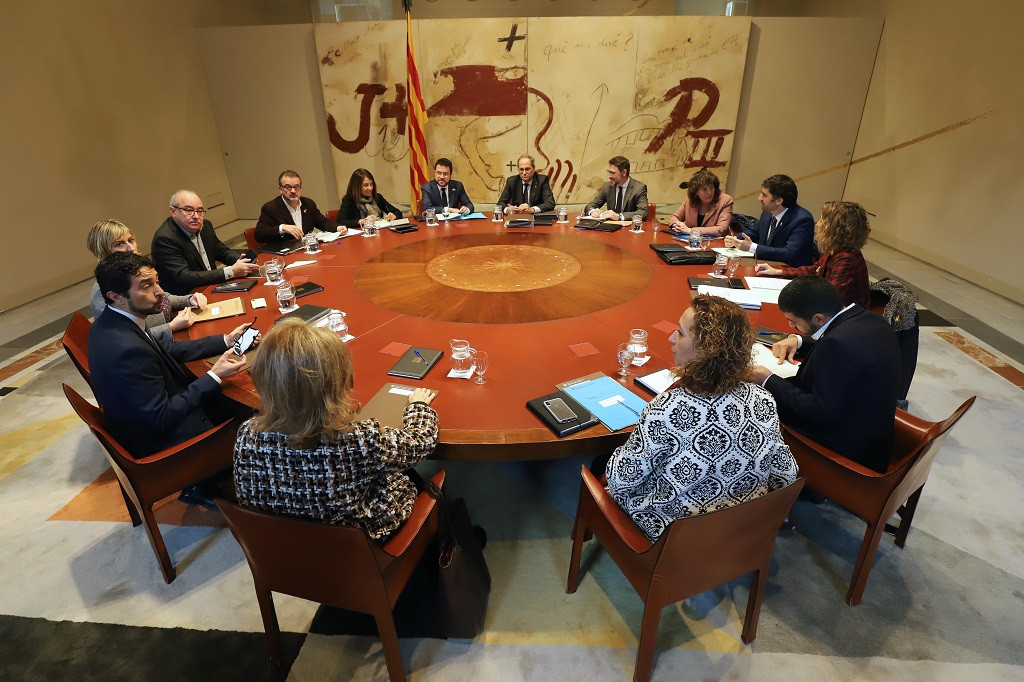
[1,318,1022,680]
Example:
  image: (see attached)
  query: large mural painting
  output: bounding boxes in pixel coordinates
[315,16,749,206]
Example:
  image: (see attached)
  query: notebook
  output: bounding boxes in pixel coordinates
[562,375,648,431]
[257,239,304,255]
[634,367,678,396]
[293,281,324,298]
[211,279,258,294]
[274,304,331,325]
[191,297,246,322]
[688,277,745,290]
[695,285,762,309]
[387,346,444,379]
[357,382,437,428]
[575,218,622,232]
[532,213,556,225]
[525,390,599,437]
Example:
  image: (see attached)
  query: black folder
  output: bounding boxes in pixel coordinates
[257,238,305,255]
[387,347,443,380]
[275,304,331,325]
[525,390,599,437]
[688,277,745,290]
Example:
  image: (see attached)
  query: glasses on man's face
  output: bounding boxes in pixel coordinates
[279,184,301,191]
[174,206,206,216]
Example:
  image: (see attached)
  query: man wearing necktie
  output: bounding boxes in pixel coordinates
[89,253,255,506]
[420,158,474,215]
[496,155,556,214]
[724,174,816,267]
[584,156,649,221]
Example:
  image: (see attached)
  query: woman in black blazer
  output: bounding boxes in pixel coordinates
[337,168,403,228]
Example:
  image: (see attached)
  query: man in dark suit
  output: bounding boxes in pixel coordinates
[725,174,815,266]
[89,253,254,506]
[583,155,649,220]
[495,155,556,214]
[421,158,474,214]
[749,275,901,472]
[152,189,261,295]
[253,170,337,243]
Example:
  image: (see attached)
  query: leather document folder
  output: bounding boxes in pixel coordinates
[526,390,599,437]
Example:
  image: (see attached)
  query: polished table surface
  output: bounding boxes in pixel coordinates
[185,217,791,460]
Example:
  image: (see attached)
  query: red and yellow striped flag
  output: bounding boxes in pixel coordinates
[405,7,430,210]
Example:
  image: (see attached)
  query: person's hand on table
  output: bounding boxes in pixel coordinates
[598,209,619,220]
[724,232,752,251]
[168,308,194,332]
[188,292,207,310]
[459,205,470,215]
[409,387,437,405]
[211,348,247,380]
[772,336,800,364]
[511,203,533,214]
[668,221,688,234]
[384,212,396,221]
[279,224,303,240]
[232,257,260,277]
[755,264,783,276]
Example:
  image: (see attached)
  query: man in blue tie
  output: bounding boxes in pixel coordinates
[420,158,474,215]
[724,174,815,266]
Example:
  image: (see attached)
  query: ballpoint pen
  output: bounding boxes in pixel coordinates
[413,348,424,363]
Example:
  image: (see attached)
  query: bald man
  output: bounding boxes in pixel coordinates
[151,189,260,295]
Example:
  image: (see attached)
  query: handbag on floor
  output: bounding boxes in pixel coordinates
[420,478,491,638]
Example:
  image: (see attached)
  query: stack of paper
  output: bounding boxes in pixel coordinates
[695,285,762,309]
[712,246,755,258]
[744,276,792,304]
[750,343,799,378]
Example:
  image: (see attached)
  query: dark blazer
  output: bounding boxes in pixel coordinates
[583,178,649,219]
[495,173,556,212]
[88,308,228,457]
[151,218,242,295]
[337,194,403,228]
[764,305,901,472]
[742,204,816,267]
[420,179,474,213]
[253,196,336,243]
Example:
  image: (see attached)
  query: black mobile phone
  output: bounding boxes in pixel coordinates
[233,317,259,356]
[543,397,578,423]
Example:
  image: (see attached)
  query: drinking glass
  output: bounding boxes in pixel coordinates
[628,329,648,362]
[492,206,503,222]
[328,310,348,338]
[701,236,713,251]
[276,281,296,311]
[712,254,729,278]
[425,208,437,226]
[361,220,378,237]
[262,257,283,284]
[303,232,319,254]
[631,214,643,232]
[449,338,473,373]
[557,206,568,223]
[617,343,635,377]
[726,256,740,278]
[472,350,489,385]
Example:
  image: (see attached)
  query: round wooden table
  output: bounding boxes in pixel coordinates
[186,217,791,460]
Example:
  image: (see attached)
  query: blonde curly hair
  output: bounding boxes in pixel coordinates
[674,294,755,396]
[816,201,870,254]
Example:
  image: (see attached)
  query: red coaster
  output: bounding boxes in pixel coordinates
[317,253,337,260]
[569,342,599,357]
[653,320,677,334]
[290,275,309,285]
[381,341,411,356]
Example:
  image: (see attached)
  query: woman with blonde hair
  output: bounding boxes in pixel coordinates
[754,201,871,307]
[604,295,797,541]
[86,219,205,338]
[233,319,438,542]
[667,168,734,236]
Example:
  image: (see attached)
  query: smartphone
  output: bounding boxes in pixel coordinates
[233,318,259,356]
[543,397,578,423]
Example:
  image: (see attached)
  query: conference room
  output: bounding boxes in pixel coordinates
[1,1,1022,680]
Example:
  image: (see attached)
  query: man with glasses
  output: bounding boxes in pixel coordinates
[152,189,260,295]
[253,170,337,243]
[496,155,556,214]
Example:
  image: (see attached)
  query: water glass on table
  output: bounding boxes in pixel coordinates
[492,206,503,222]
[557,206,569,223]
[263,257,283,284]
[276,281,296,311]
[303,232,319,254]
[471,350,489,385]
[711,254,729,278]
[425,208,437,226]
[617,343,635,377]
[631,214,643,232]
[726,256,740,278]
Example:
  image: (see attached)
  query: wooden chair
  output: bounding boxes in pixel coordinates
[782,396,975,605]
[217,468,445,680]
[325,209,339,222]
[62,311,93,389]
[62,384,235,584]
[567,466,804,682]
[243,227,259,250]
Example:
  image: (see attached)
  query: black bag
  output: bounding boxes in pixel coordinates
[729,212,757,234]
[648,245,716,265]
[422,480,491,638]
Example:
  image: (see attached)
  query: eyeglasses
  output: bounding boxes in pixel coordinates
[279,184,301,191]
[174,206,207,216]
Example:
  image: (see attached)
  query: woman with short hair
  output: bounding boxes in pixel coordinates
[605,295,798,541]
[233,319,438,542]
[755,200,871,308]
[86,219,204,338]
[667,168,735,236]
[337,168,403,229]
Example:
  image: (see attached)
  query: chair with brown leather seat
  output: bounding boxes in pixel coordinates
[325,209,339,222]
[62,383,235,584]
[243,227,259,250]
[62,311,94,389]
[566,466,804,682]
[217,468,446,681]
[782,396,975,605]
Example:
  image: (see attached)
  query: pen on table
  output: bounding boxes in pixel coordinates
[413,348,423,363]
[618,400,642,417]
[758,331,778,336]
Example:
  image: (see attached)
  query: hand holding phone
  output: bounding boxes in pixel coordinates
[232,318,260,356]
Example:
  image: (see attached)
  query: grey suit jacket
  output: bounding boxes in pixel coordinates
[584,178,649,219]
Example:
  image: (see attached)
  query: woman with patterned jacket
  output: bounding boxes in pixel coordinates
[604,295,798,541]
[233,318,437,542]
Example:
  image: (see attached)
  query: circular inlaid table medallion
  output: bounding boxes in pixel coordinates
[425,244,582,292]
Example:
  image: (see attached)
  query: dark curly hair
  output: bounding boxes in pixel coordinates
[686,168,721,206]
[674,295,755,396]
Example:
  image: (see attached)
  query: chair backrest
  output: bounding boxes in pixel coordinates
[891,397,975,503]
[653,478,805,602]
[62,383,139,465]
[62,311,93,388]
[325,209,339,222]
[218,499,393,611]
[243,227,259,250]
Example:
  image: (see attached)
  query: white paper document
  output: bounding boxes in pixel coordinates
[713,247,755,258]
[750,343,800,378]
[696,285,762,309]
[745,276,792,290]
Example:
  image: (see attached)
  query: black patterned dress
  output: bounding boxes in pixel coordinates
[605,382,797,541]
